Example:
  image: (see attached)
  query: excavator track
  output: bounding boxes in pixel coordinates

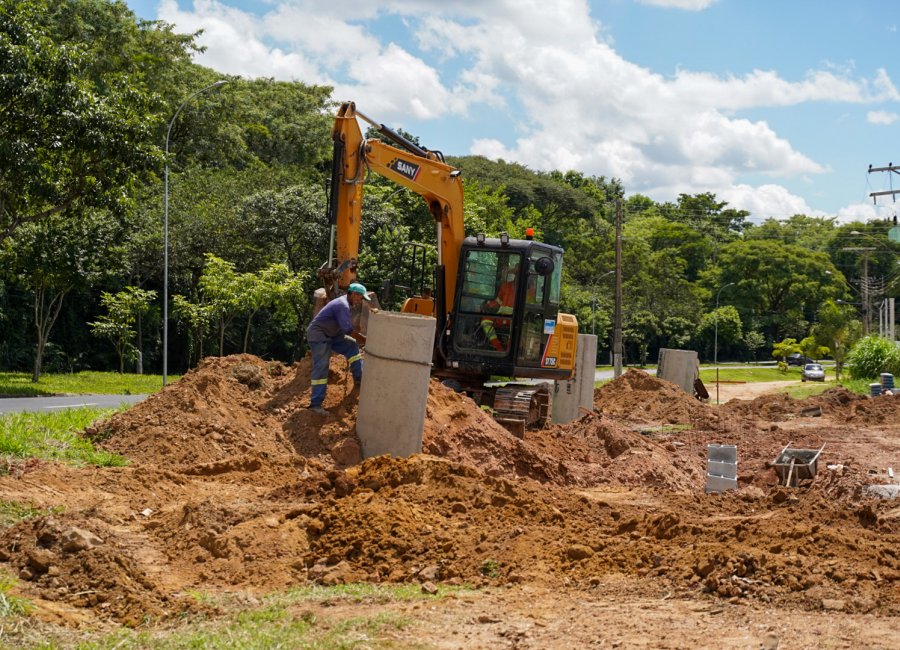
[491,384,551,437]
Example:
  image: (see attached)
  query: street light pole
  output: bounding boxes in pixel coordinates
[163,80,228,386]
[714,282,734,405]
[613,200,623,378]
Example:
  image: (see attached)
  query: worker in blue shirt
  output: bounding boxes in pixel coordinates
[306,282,371,415]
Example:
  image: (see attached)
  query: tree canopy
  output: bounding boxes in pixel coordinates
[0,0,897,376]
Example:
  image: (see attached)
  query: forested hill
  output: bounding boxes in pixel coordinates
[1,0,895,378]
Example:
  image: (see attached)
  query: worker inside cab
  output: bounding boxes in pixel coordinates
[480,258,519,352]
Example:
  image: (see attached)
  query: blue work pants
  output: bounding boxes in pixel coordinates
[309,336,363,407]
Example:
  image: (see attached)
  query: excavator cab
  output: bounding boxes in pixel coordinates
[444,236,577,381]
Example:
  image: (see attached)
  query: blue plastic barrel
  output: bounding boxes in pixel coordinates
[870,383,883,397]
[881,373,894,390]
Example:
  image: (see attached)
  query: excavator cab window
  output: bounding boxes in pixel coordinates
[516,248,560,367]
[453,250,522,355]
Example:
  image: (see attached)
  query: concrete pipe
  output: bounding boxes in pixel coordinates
[356,310,436,458]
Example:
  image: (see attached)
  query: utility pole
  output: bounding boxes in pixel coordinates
[613,200,623,378]
[868,163,900,203]
[841,246,876,335]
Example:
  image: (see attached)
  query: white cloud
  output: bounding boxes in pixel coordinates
[836,201,899,224]
[635,0,719,9]
[152,0,900,220]
[158,0,324,82]
[718,184,823,221]
[867,110,900,125]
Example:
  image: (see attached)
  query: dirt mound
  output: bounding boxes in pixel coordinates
[0,513,197,625]
[422,381,569,484]
[721,392,802,422]
[95,355,288,468]
[821,390,900,424]
[722,386,900,426]
[594,369,713,426]
[95,354,363,470]
[275,454,900,611]
[5,353,900,633]
[512,414,704,492]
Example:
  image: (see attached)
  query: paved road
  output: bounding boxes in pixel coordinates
[0,394,149,414]
[595,368,656,381]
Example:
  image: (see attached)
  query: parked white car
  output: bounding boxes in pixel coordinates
[801,363,825,382]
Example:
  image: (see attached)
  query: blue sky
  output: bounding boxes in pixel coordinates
[125,0,900,222]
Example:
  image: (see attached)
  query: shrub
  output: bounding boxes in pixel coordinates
[847,336,900,380]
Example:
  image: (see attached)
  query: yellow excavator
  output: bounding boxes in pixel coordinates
[318,101,578,431]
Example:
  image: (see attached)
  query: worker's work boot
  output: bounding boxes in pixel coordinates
[307,405,328,416]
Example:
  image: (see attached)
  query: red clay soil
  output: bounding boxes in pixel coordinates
[594,368,717,427]
[1,356,900,632]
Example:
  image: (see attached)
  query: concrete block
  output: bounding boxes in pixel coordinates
[578,334,598,412]
[706,444,738,493]
[707,460,737,478]
[706,474,737,493]
[708,444,737,464]
[657,348,699,395]
[357,311,435,458]
[552,378,579,424]
[552,333,596,424]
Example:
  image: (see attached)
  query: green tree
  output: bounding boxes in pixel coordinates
[623,309,659,367]
[237,263,308,353]
[197,255,244,356]
[697,306,743,361]
[2,212,122,380]
[708,240,843,341]
[743,330,766,362]
[172,294,215,366]
[90,286,157,373]
[0,0,172,240]
[798,335,829,363]
[772,338,800,364]
[813,299,862,381]
[744,215,837,254]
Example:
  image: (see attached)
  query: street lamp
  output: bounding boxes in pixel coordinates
[714,282,735,405]
[163,80,228,386]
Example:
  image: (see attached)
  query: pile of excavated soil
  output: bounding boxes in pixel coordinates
[822,390,900,424]
[94,354,364,470]
[722,387,900,425]
[0,511,202,626]
[96,355,698,491]
[594,369,715,426]
[533,414,704,492]
[721,392,805,422]
[3,354,900,628]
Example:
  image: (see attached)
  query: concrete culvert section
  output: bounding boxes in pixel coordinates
[356,310,436,458]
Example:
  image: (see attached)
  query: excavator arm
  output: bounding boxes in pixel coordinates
[323,101,465,320]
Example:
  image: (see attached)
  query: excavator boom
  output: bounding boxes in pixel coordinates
[325,101,465,318]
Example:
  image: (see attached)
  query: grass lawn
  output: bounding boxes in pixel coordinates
[780,377,871,399]
[594,366,872,397]
[0,371,178,397]
[5,582,472,649]
[699,366,801,383]
[0,407,127,467]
